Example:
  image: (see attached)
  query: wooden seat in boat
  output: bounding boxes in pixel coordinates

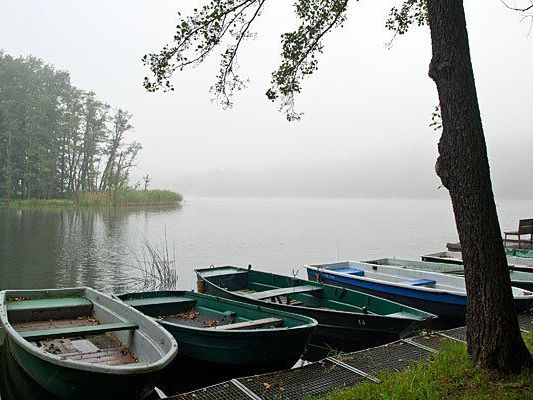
[19,322,139,341]
[404,279,436,287]
[334,268,365,276]
[246,285,321,300]
[210,317,283,330]
[6,297,92,311]
[123,297,196,308]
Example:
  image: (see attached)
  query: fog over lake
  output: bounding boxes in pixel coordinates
[1,197,530,294]
[1,0,532,200]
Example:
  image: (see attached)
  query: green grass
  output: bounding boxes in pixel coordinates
[77,189,183,206]
[316,332,533,400]
[2,198,76,207]
[1,189,183,207]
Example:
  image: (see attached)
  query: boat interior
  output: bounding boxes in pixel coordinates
[119,291,304,330]
[308,261,467,293]
[366,258,532,282]
[366,258,467,274]
[197,267,417,317]
[6,295,142,366]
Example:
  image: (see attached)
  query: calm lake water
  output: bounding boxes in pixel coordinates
[1,196,530,293]
[0,196,530,398]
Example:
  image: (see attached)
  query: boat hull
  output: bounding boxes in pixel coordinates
[161,320,310,368]
[200,280,426,351]
[306,269,532,322]
[373,258,533,292]
[422,252,533,273]
[307,270,466,321]
[0,288,178,400]
[7,337,160,400]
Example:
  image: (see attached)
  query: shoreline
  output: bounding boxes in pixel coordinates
[0,190,183,208]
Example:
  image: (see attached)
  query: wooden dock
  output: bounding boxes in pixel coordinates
[169,313,533,400]
[447,240,533,252]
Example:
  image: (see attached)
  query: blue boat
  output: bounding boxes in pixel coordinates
[305,261,533,321]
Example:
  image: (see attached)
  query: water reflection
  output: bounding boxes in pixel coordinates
[0,206,181,293]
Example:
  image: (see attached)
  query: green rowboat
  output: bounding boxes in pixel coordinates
[117,290,316,374]
[0,287,178,400]
[195,266,435,352]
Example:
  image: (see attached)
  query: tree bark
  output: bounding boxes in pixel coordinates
[427,0,531,372]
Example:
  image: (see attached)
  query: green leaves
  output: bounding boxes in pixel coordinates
[143,0,266,109]
[142,0,350,121]
[385,0,428,45]
[268,0,349,120]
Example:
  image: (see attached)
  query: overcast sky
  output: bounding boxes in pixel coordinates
[1,1,532,198]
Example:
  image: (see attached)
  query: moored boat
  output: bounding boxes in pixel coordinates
[422,251,533,273]
[305,261,533,321]
[116,290,316,375]
[195,266,435,352]
[0,287,178,400]
[366,257,533,291]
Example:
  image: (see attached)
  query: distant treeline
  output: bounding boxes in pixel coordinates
[0,52,145,202]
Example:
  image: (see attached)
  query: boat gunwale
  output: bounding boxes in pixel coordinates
[368,257,533,285]
[0,287,178,375]
[423,251,533,270]
[194,266,435,322]
[116,290,318,334]
[305,262,533,299]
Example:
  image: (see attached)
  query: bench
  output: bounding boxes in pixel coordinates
[19,322,139,341]
[210,317,283,330]
[123,297,196,308]
[334,268,364,276]
[404,279,436,287]
[246,285,321,300]
[7,297,92,311]
[504,219,533,247]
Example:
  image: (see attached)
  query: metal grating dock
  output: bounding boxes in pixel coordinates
[441,326,467,342]
[237,359,367,400]
[518,313,533,332]
[170,381,253,400]
[170,314,533,400]
[336,339,432,377]
[407,333,457,352]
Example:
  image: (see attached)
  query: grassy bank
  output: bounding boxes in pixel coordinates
[317,332,533,400]
[1,189,183,207]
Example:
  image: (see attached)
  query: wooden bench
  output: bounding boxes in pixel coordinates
[404,279,436,287]
[505,219,533,247]
[123,297,196,308]
[210,317,283,330]
[7,297,92,311]
[19,322,139,341]
[246,285,321,300]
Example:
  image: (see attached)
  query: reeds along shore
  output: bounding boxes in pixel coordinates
[1,189,183,207]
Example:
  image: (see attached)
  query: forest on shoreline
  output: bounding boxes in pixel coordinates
[0,52,181,206]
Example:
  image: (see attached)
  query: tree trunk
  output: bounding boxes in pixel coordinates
[3,133,12,202]
[427,0,531,372]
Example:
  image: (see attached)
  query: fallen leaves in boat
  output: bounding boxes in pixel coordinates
[121,348,139,362]
[203,319,221,327]
[43,342,61,355]
[7,296,29,302]
[163,311,200,320]
[77,316,99,323]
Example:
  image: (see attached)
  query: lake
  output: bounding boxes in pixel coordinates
[1,196,529,293]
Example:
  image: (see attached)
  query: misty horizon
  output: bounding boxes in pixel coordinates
[2,1,532,200]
